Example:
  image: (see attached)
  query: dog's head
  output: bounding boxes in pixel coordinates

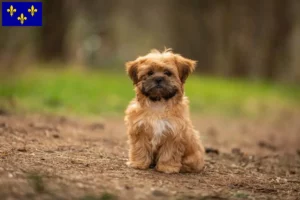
[126,49,196,102]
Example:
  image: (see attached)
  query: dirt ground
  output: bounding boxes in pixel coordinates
[0,112,300,200]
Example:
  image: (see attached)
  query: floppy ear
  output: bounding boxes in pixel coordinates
[125,60,139,84]
[175,55,197,83]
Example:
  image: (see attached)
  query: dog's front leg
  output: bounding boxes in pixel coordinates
[156,138,184,173]
[127,131,152,170]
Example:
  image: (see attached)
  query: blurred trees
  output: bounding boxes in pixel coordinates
[168,0,299,82]
[0,0,299,82]
[40,0,70,62]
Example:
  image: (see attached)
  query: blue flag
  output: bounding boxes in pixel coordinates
[2,2,42,26]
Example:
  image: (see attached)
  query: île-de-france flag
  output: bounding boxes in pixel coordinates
[2,2,42,26]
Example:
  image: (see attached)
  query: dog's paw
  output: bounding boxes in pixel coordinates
[126,161,150,170]
[181,151,205,173]
[155,164,180,174]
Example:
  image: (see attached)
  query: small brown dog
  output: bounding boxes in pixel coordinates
[124,49,205,173]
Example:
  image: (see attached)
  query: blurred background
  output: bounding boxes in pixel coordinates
[0,0,300,117]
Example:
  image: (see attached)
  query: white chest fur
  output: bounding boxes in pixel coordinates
[131,101,177,150]
[136,118,173,135]
[152,119,172,136]
[136,118,174,151]
[151,119,172,151]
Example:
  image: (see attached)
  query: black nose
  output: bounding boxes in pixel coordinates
[155,77,163,84]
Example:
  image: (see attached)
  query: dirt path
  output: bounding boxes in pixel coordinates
[0,113,299,200]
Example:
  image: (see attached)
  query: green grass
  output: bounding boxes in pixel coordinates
[0,68,299,117]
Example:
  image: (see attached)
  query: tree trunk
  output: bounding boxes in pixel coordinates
[39,0,70,63]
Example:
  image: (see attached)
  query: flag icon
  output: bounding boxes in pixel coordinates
[2,2,42,26]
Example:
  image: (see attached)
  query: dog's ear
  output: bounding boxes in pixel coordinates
[126,60,139,84]
[175,55,197,83]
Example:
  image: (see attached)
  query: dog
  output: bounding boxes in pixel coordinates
[124,49,205,173]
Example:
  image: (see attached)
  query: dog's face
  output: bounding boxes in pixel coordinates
[126,49,196,102]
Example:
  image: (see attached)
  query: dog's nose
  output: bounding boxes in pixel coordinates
[155,77,163,84]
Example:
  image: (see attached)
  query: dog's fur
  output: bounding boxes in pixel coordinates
[124,49,205,173]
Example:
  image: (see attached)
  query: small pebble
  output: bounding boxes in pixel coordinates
[76,182,84,188]
[17,148,27,152]
[151,189,167,197]
[232,148,243,155]
[205,147,219,155]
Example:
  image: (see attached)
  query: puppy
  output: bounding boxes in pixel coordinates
[124,49,205,173]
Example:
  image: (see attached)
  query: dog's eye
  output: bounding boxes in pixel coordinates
[164,70,172,76]
[147,71,154,76]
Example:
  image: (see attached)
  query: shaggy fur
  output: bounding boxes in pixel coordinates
[124,49,205,173]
